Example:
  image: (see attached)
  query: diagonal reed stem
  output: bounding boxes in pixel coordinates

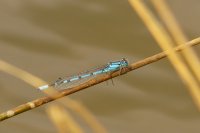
[0,37,200,122]
[128,0,200,110]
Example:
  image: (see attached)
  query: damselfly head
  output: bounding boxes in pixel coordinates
[121,58,129,66]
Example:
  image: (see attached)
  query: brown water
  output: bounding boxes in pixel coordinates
[0,0,200,133]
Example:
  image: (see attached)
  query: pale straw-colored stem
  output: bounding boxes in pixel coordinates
[128,0,200,110]
[0,37,200,121]
[151,0,200,83]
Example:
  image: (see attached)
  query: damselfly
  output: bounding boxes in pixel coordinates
[38,58,128,90]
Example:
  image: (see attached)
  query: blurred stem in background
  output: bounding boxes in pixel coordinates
[61,98,108,133]
[0,59,107,133]
[151,0,200,83]
[128,0,200,110]
[46,104,83,133]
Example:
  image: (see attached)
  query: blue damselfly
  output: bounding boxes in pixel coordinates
[38,58,128,90]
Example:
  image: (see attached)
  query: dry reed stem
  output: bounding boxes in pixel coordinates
[0,37,200,121]
[151,0,200,82]
[0,62,107,132]
[46,104,84,133]
[0,60,46,88]
[128,0,200,110]
[62,98,108,133]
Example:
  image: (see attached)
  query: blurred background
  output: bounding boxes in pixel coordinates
[0,0,200,133]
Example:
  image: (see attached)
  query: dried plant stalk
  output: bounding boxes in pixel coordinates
[46,105,84,133]
[0,37,200,121]
[62,99,108,133]
[128,0,200,110]
[151,0,200,82]
[0,59,107,132]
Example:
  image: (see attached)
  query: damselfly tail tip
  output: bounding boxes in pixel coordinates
[38,85,49,91]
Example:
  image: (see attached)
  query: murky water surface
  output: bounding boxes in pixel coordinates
[0,0,200,133]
